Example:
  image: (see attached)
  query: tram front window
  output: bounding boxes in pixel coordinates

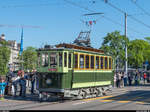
[41,53,48,67]
[50,53,57,68]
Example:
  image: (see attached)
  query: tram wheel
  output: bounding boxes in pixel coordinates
[78,90,87,99]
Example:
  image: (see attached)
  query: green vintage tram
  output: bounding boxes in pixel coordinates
[37,43,114,100]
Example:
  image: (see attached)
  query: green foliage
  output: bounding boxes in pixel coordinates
[0,40,11,75]
[100,31,129,69]
[20,46,38,71]
[128,39,150,68]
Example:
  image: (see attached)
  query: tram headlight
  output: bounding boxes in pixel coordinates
[46,78,52,85]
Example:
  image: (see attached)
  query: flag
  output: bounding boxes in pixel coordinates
[19,28,23,55]
[89,21,92,25]
[93,20,96,24]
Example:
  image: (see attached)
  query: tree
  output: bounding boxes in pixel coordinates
[20,47,38,71]
[128,39,150,68]
[100,31,129,70]
[0,40,11,75]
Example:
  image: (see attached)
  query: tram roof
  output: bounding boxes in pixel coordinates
[38,43,105,55]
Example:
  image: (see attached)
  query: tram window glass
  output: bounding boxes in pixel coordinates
[37,53,40,67]
[68,53,72,68]
[91,56,94,69]
[74,54,78,68]
[80,54,84,69]
[50,53,57,67]
[109,58,112,69]
[105,57,108,69]
[86,55,89,69]
[64,52,67,67]
[96,56,99,69]
[100,57,103,69]
[59,53,62,67]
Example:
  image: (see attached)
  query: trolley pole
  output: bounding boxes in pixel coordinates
[125,13,128,76]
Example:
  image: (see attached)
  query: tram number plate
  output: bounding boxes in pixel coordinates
[48,68,57,71]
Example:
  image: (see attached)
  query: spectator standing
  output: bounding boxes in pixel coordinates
[19,70,28,97]
[114,73,117,88]
[0,77,6,100]
[30,70,36,95]
[123,72,128,86]
[134,73,139,86]
[120,72,124,88]
[128,72,132,86]
[143,72,147,84]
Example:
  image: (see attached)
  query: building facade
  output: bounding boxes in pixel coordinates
[0,34,20,71]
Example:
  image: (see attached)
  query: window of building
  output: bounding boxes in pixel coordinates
[109,58,112,69]
[50,53,57,68]
[80,54,84,69]
[74,54,78,68]
[68,53,72,68]
[59,53,62,67]
[105,57,108,69]
[85,55,89,69]
[64,52,67,67]
[96,56,100,69]
[100,57,103,69]
[90,56,94,69]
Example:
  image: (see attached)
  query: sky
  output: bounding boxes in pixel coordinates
[0,0,150,49]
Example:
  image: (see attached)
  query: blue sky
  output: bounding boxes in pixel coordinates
[0,0,150,49]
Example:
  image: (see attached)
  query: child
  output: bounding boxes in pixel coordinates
[0,77,6,100]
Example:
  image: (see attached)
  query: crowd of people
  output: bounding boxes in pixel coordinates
[114,70,150,88]
[0,69,39,100]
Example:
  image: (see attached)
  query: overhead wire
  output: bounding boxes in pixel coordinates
[101,0,150,30]
[130,0,150,17]
[64,0,147,36]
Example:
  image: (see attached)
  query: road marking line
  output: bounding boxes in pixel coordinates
[117,100,131,103]
[82,96,113,101]
[99,100,114,102]
[135,101,145,104]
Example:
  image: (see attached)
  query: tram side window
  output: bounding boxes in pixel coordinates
[105,57,108,69]
[100,57,103,69]
[80,54,84,69]
[74,54,78,68]
[37,53,40,67]
[91,56,94,69]
[86,55,89,69]
[64,52,67,67]
[68,53,72,68]
[109,58,112,69]
[42,53,48,67]
[50,53,57,68]
[96,56,100,69]
[59,53,62,67]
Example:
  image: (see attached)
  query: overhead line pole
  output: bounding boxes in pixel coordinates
[125,13,128,76]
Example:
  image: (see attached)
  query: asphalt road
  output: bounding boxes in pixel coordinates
[1,85,150,110]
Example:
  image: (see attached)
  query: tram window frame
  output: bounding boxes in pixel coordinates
[68,53,72,68]
[96,56,100,69]
[100,57,104,69]
[50,52,57,68]
[85,55,89,69]
[74,54,78,69]
[64,52,67,67]
[80,54,84,69]
[109,58,112,69]
[90,55,94,69]
[41,53,48,67]
[105,57,108,69]
[59,52,63,67]
[37,53,41,67]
